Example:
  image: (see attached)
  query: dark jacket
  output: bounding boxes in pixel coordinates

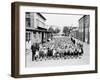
[31,45,36,55]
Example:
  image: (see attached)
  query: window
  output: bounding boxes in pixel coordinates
[26,18,31,27]
[33,32,36,38]
[26,32,31,41]
[26,12,31,27]
[26,12,30,18]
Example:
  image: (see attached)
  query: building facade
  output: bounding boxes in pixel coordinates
[78,15,90,44]
[25,12,52,45]
[70,27,79,39]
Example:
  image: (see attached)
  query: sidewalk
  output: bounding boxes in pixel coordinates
[72,37,90,64]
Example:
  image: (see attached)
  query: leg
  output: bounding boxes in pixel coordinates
[32,51,35,61]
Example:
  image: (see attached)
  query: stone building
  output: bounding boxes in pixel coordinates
[25,12,52,45]
[78,15,90,44]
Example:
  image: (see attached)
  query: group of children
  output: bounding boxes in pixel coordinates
[32,39,84,61]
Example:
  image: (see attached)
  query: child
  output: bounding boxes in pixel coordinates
[52,49,57,59]
[43,47,48,60]
[35,49,39,61]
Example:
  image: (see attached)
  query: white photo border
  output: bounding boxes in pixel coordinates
[19,5,96,75]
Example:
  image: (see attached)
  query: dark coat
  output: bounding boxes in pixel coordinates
[31,45,36,55]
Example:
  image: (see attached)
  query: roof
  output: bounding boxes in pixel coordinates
[37,13,46,20]
[37,26,47,30]
[26,27,51,33]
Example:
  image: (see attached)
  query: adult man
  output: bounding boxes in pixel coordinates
[31,43,36,61]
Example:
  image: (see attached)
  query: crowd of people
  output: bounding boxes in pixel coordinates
[30,36,84,61]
